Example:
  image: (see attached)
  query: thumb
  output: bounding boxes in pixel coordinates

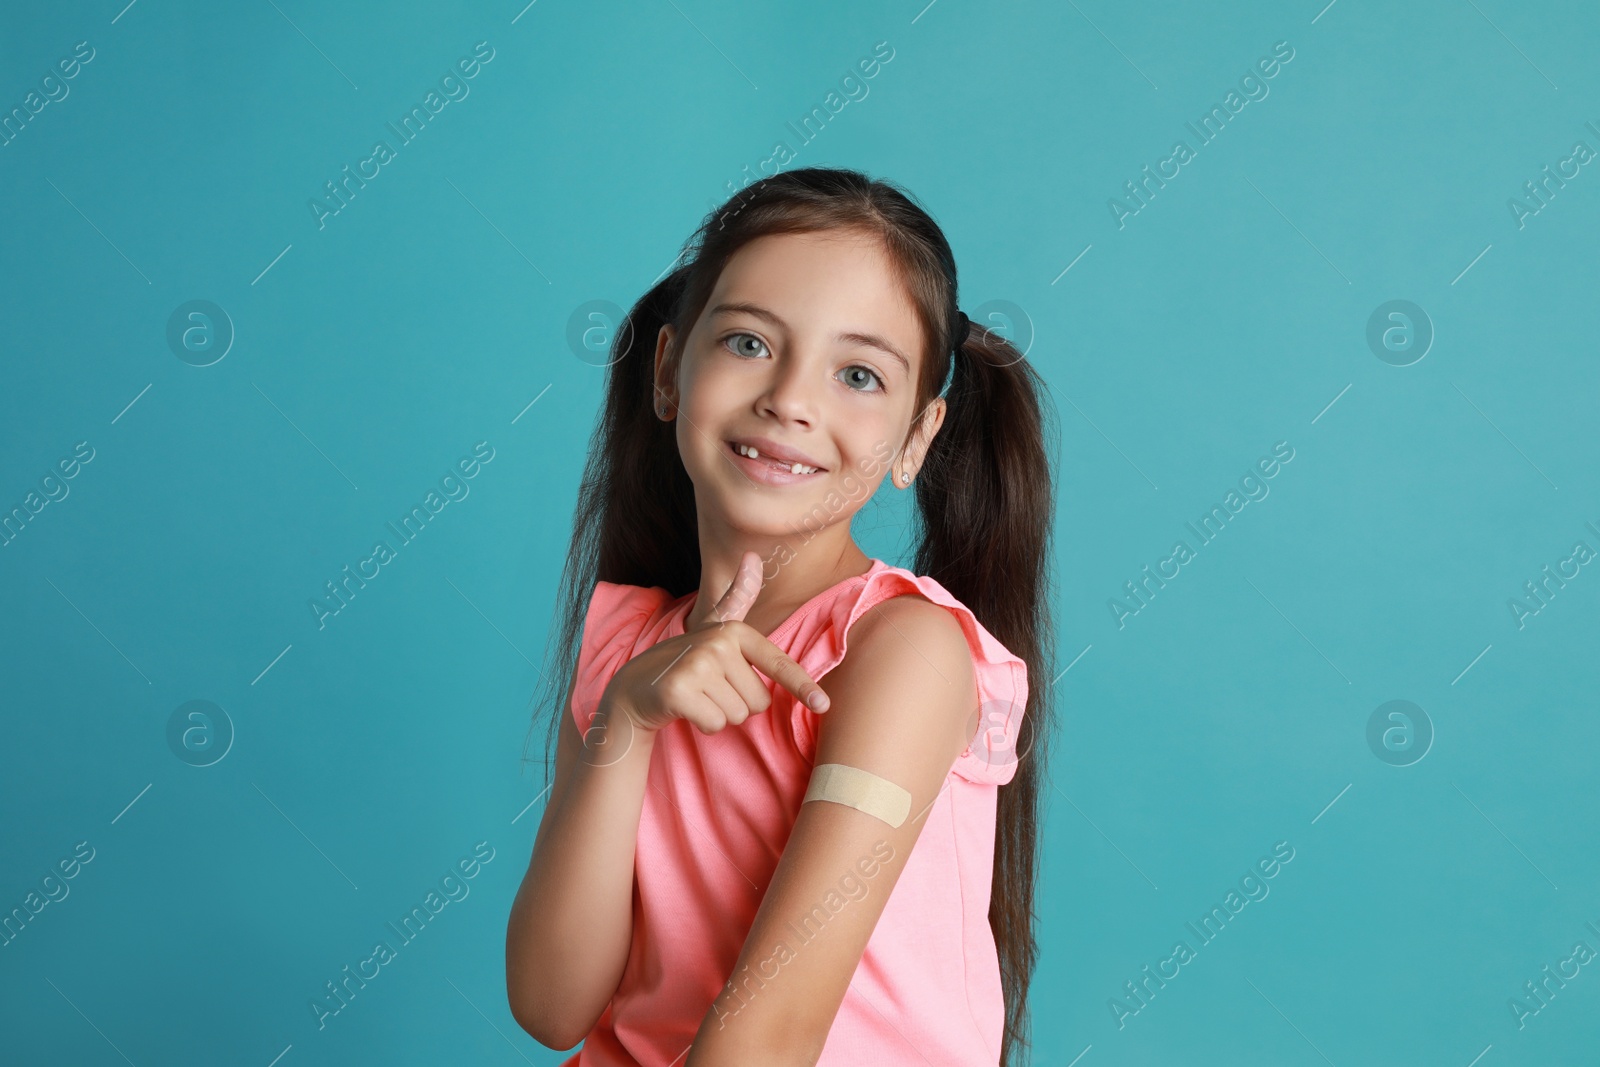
[706,550,764,625]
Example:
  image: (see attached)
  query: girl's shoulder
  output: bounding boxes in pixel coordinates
[567,564,1031,786]
[582,578,681,650]
[569,579,682,729]
[790,560,1031,787]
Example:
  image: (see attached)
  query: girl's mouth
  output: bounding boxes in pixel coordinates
[725,440,826,486]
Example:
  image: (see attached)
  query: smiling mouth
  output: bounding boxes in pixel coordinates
[725,440,827,477]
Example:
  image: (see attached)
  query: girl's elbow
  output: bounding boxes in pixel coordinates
[505,929,613,1049]
[505,960,582,1048]
[509,997,587,1051]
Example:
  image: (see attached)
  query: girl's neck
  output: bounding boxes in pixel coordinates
[686,529,874,637]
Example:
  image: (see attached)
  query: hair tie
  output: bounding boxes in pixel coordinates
[951,310,969,354]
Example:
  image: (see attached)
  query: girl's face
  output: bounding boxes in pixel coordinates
[654,229,946,540]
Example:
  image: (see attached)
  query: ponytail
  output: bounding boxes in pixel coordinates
[913,313,1057,1066]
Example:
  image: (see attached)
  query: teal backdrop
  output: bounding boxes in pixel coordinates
[3,1,1598,1064]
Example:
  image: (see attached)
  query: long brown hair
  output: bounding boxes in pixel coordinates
[524,166,1057,1065]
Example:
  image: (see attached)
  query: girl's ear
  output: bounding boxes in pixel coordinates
[897,397,947,486]
[653,324,678,420]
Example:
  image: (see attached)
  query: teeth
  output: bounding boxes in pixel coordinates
[734,443,817,474]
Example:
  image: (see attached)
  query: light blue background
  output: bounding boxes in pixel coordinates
[3,1,1597,1064]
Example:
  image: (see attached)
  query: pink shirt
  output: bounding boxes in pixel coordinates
[560,557,1029,1066]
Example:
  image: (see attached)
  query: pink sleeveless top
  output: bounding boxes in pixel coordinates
[559,558,1029,1066]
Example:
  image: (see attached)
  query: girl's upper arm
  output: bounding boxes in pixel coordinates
[686,592,978,1066]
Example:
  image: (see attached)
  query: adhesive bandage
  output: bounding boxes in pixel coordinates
[803,763,912,828]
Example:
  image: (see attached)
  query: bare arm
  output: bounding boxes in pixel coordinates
[507,553,841,1052]
[506,671,656,1048]
[683,594,979,1066]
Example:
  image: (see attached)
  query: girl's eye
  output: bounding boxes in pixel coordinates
[724,332,769,359]
[722,332,884,393]
[839,365,884,393]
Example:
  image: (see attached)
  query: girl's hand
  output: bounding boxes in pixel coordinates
[600,551,832,737]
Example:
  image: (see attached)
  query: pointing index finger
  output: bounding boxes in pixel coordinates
[741,629,830,712]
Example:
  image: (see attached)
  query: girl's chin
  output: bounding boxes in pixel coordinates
[699,493,834,535]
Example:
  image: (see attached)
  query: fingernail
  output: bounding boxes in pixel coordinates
[808,692,829,712]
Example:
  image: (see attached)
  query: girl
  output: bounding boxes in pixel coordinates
[506,167,1056,1066]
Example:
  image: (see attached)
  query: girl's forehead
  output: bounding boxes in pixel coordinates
[706,232,927,352]
[717,228,894,285]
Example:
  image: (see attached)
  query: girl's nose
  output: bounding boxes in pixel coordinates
[757,361,818,428]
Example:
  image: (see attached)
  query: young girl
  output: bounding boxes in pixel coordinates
[506,167,1056,1066]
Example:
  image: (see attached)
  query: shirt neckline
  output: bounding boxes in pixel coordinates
[671,557,885,642]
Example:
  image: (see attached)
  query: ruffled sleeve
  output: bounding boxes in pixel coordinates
[787,566,1030,787]
[569,580,676,734]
